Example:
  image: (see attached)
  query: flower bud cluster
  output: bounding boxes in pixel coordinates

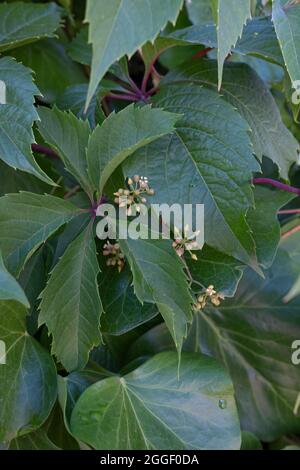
[114,175,155,216]
[172,225,200,261]
[103,242,125,272]
[194,285,224,310]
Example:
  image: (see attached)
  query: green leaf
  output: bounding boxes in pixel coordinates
[241,431,262,450]
[99,264,158,335]
[0,251,29,308]
[87,104,180,194]
[247,187,294,268]
[85,0,184,107]
[119,238,193,355]
[37,107,93,198]
[57,368,112,433]
[186,0,214,25]
[164,60,299,179]
[0,301,57,445]
[217,0,251,89]
[70,351,241,450]
[57,84,105,128]
[142,16,283,74]
[51,211,91,267]
[0,192,78,276]
[39,225,103,372]
[272,0,300,86]
[281,228,300,302]
[67,27,92,66]
[0,2,62,52]
[0,57,54,184]
[0,160,50,196]
[283,274,300,303]
[11,38,87,103]
[123,83,260,269]
[46,402,79,450]
[231,16,283,65]
[188,246,245,297]
[19,250,48,335]
[125,323,174,363]
[281,219,300,262]
[161,16,284,66]
[190,249,300,441]
[9,428,60,450]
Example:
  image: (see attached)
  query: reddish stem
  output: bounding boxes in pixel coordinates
[252,178,300,196]
[151,65,162,81]
[32,144,58,159]
[141,54,160,95]
[278,209,300,215]
[107,92,140,102]
[192,47,213,60]
[282,224,300,239]
[128,77,144,98]
[146,86,160,97]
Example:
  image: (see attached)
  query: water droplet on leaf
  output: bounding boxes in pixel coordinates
[219,399,227,409]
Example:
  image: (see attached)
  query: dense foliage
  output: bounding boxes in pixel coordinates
[0,0,300,451]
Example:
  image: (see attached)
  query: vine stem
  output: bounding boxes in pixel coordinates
[278,209,300,215]
[128,77,145,98]
[107,92,140,102]
[252,177,300,196]
[146,86,160,97]
[141,54,161,95]
[32,144,58,159]
[192,47,213,59]
[281,224,300,239]
[180,256,194,286]
[64,185,80,199]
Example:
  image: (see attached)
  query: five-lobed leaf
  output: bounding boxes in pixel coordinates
[85,0,184,107]
[39,224,103,372]
[70,351,241,450]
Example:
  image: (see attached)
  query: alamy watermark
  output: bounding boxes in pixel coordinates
[291,80,300,105]
[0,80,6,104]
[0,340,6,365]
[291,339,300,365]
[96,200,204,249]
